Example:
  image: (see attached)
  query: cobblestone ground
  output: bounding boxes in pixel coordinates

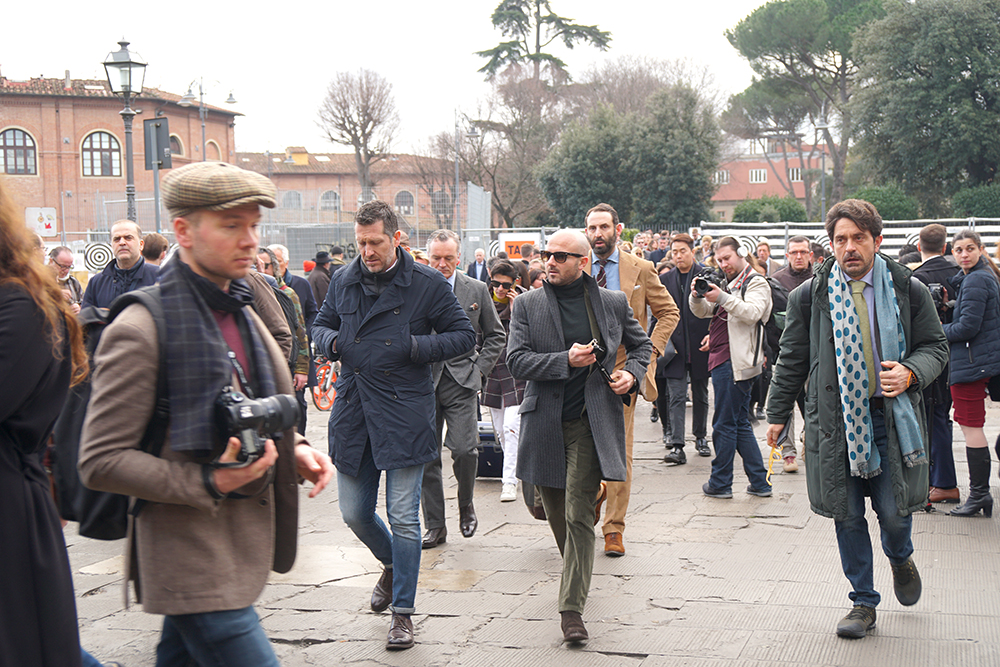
[71,397,1000,666]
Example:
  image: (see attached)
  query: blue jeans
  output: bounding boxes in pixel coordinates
[155,606,278,667]
[927,395,957,488]
[709,360,769,493]
[81,649,103,667]
[338,443,423,614]
[834,408,914,608]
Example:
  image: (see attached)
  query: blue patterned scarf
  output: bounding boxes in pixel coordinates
[828,255,925,478]
[159,256,276,454]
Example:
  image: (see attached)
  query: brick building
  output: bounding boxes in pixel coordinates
[238,147,478,259]
[711,138,830,222]
[0,70,238,242]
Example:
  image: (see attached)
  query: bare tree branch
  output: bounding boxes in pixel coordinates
[317,69,400,191]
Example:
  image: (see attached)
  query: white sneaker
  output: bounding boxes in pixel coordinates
[500,483,517,502]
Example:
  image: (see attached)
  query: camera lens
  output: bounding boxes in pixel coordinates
[259,394,300,434]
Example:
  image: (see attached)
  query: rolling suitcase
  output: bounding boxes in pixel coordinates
[476,420,503,478]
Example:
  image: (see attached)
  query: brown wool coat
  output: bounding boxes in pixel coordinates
[79,305,302,615]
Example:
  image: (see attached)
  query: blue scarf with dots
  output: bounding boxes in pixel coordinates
[829,255,925,478]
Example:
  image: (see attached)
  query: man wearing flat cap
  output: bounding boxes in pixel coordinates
[308,250,333,308]
[80,161,334,666]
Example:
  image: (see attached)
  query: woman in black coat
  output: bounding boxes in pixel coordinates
[0,184,90,666]
[943,229,1000,517]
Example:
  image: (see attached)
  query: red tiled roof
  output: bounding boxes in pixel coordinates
[236,151,450,176]
[0,76,239,115]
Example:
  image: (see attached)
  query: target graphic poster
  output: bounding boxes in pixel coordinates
[84,243,114,272]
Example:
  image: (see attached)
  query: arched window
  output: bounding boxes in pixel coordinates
[82,131,121,177]
[395,190,414,216]
[1,128,37,175]
[357,188,376,208]
[206,140,222,161]
[169,135,183,156]
[282,191,302,209]
[319,190,341,211]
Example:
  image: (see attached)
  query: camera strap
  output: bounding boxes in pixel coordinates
[226,350,256,400]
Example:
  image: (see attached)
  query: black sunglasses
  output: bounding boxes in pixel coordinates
[540,250,586,263]
[490,279,514,289]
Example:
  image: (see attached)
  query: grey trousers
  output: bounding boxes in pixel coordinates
[666,374,709,447]
[422,374,479,530]
[538,416,603,614]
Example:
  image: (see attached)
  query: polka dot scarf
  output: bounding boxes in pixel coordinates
[829,255,925,478]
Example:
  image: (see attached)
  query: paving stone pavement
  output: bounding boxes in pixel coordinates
[70,397,1000,666]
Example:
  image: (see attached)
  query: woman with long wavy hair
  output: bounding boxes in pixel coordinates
[943,229,1000,518]
[0,181,90,666]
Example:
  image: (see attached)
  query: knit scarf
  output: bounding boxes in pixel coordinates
[828,255,925,478]
[159,256,277,454]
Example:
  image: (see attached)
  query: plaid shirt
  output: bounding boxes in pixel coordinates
[482,289,526,409]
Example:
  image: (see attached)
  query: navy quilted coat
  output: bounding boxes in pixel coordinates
[943,256,1000,385]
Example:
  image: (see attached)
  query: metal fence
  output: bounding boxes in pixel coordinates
[58,181,494,274]
[700,218,1000,262]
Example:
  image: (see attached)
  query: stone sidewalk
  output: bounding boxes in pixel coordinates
[70,399,1000,666]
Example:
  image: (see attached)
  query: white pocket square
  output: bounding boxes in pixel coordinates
[633,285,641,291]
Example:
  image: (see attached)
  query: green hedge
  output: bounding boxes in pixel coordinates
[951,184,1000,218]
[847,185,919,220]
[731,195,807,223]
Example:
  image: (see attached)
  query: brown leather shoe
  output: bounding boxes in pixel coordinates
[459,502,478,538]
[421,527,447,549]
[370,567,392,612]
[929,486,961,504]
[594,481,607,527]
[386,612,414,650]
[560,610,588,642]
[604,532,625,557]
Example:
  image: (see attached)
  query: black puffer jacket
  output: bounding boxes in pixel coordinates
[944,256,1000,385]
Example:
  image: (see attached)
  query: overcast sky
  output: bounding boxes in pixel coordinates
[5,0,767,155]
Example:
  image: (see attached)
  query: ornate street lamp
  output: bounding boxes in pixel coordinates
[179,79,236,161]
[102,40,146,222]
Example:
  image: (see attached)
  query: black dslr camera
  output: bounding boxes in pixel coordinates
[927,283,954,315]
[693,267,728,297]
[215,387,300,462]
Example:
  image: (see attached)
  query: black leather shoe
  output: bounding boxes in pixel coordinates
[663,446,686,465]
[459,503,478,538]
[890,556,921,606]
[421,527,447,549]
[386,612,414,650]
[755,407,767,421]
[370,567,393,612]
[695,438,711,457]
[560,610,588,642]
[650,407,659,423]
[836,605,876,638]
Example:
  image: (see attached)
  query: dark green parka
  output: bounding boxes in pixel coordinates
[767,254,948,520]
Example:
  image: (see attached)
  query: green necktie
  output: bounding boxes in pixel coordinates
[850,280,876,398]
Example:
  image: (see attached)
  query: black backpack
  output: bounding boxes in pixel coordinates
[741,273,790,364]
[52,286,169,540]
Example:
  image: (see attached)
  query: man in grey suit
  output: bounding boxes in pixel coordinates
[507,229,652,643]
[421,230,506,548]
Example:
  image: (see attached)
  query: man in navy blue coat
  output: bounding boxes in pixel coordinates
[81,220,158,309]
[311,200,475,650]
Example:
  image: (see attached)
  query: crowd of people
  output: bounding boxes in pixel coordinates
[3,160,998,664]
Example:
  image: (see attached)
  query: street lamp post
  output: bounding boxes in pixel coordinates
[102,40,146,223]
[179,80,236,161]
[815,117,829,219]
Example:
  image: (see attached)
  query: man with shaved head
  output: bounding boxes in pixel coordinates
[81,219,159,309]
[507,228,652,644]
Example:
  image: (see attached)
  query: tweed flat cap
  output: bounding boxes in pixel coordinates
[162,162,276,218]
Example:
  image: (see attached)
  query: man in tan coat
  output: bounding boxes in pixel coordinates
[80,161,333,666]
[584,203,678,556]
